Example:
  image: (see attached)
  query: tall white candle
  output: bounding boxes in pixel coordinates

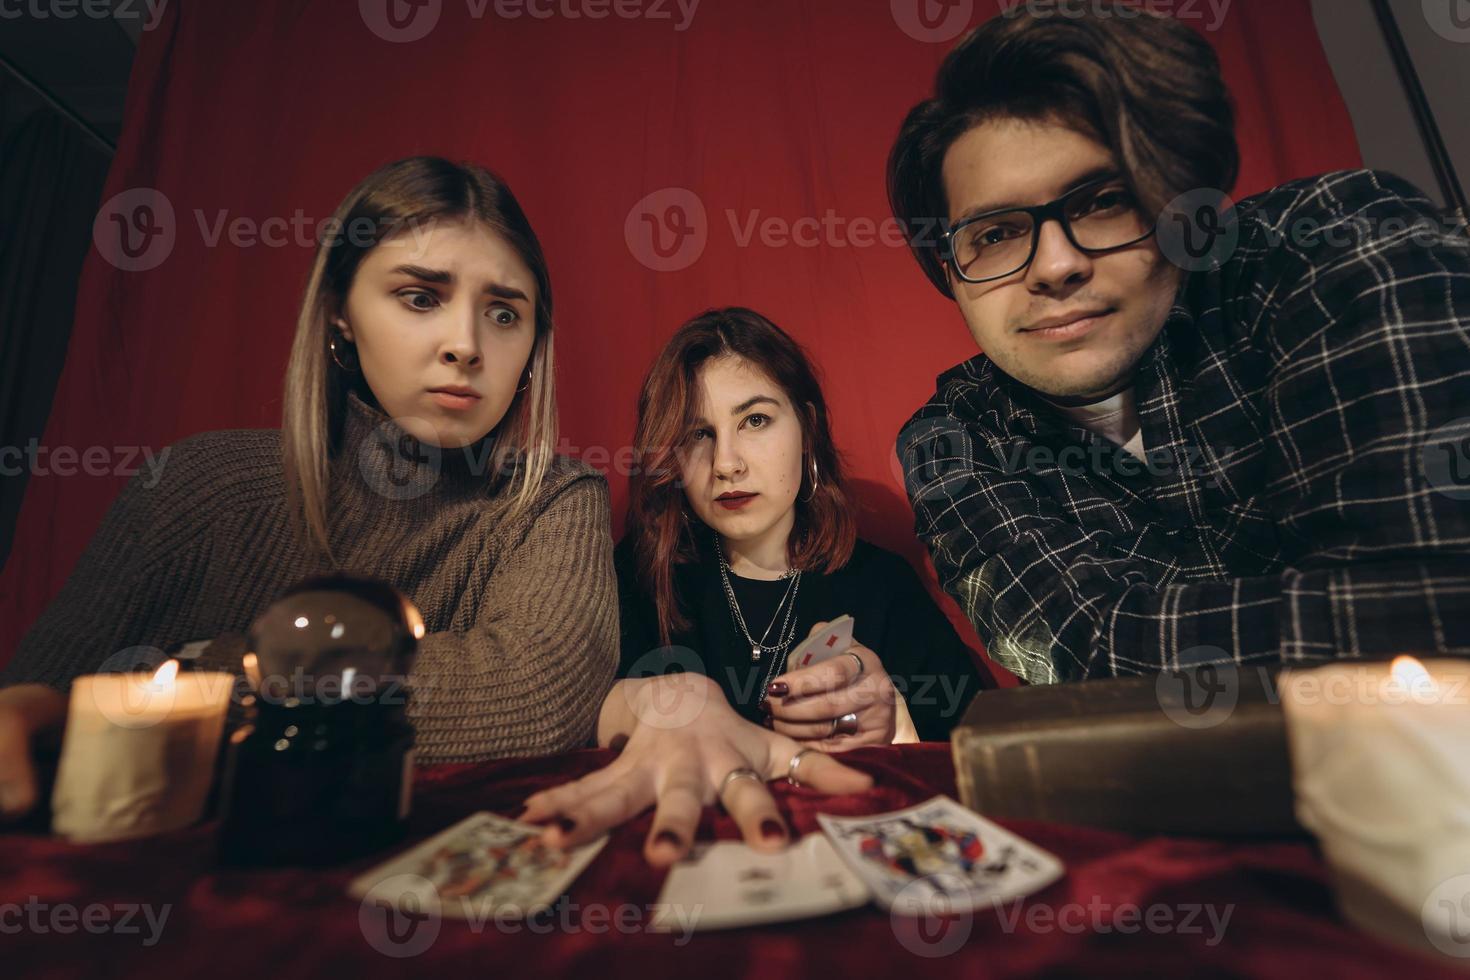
[1282,657,1470,964]
[51,661,234,843]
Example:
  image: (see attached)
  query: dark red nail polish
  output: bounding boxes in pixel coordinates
[759,700,772,714]
[555,816,576,834]
[767,682,788,697]
[655,830,682,849]
[760,819,785,841]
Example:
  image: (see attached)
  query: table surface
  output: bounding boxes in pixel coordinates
[2,744,1460,980]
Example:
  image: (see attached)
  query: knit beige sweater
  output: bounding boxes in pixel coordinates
[1,390,619,762]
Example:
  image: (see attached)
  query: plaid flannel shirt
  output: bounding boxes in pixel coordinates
[898,170,1470,684]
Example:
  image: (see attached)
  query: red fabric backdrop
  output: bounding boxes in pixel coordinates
[0,0,1362,676]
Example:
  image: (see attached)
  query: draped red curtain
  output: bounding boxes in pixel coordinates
[0,0,1362,674]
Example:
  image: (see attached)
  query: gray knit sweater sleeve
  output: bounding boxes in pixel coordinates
[406,467,620,761]
[2,409,621,762]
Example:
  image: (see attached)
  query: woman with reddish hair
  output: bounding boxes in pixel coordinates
[525,308,985,868]
[617,307,985,744]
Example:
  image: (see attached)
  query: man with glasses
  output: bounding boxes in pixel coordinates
[888,7,1470,684]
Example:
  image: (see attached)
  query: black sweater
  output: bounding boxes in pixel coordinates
[614,535,988,740]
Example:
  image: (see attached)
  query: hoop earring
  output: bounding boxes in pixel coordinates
[328,333,359,373]
[800,455,820,503]
[516,367,535,394]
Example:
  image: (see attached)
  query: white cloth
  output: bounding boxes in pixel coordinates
[1047,388,1146,461]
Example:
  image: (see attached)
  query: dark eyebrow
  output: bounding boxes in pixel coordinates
[390,264,452,284]
[951,167,1121,226]
[485,283,530,304]
[732,395,780,415]
[389,265,530,304]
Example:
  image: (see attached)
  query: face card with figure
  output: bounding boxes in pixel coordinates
[817,796,1064,915]
[346,811,607,919]
[651,833,871,932]
[792,614,856,669]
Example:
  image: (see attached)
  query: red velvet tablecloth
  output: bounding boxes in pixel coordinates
[1,745,1458,979]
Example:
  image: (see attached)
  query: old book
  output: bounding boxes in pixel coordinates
[951,666,1303,837]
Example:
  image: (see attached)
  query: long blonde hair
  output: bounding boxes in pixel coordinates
[282,157,558,564]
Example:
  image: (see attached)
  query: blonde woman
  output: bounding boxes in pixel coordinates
[0,158,618,820]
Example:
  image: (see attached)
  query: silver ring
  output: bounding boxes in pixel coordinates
[846,651,864,676]
[787,748,816,787]
[719,767,764,801]
[830,712,860,737]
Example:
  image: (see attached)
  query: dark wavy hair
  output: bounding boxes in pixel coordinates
[887,4,1238,297]
[627,308,857,645]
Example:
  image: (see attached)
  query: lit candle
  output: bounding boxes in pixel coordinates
[51,661,235,843]
[1281,656,1470,961]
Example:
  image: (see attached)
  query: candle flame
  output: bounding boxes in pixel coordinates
[1390,655,1436,694]
[151,658,180,687]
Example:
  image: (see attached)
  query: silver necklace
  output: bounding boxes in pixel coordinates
[716,538,802,663]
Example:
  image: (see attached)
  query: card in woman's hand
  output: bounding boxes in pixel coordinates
[791,615,856,669]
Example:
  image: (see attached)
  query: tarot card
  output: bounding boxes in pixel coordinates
[817,796,1063,914]
[651,833,870,931]
[347,811,606,919]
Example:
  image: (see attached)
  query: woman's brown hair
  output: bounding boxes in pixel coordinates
[628,308,856,646]
[887,3,1238,297]
[281,157,558,564]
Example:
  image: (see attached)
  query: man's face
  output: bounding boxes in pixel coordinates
[940,117,1182,401]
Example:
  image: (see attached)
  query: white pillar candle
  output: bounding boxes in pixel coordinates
[51,661,235,844]
[1281,657,1470,964]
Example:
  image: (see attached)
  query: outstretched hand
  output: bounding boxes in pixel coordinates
[521,673,873,867]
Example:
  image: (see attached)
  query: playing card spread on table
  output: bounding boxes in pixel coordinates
[792,615,856,669]
[817,796,1063,914]
[346,811,606,919]
[651,833,870,932]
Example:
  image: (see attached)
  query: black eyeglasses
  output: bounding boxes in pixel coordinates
[942,176,1155,284]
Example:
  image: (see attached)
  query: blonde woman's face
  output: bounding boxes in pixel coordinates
[337,218,537,448]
